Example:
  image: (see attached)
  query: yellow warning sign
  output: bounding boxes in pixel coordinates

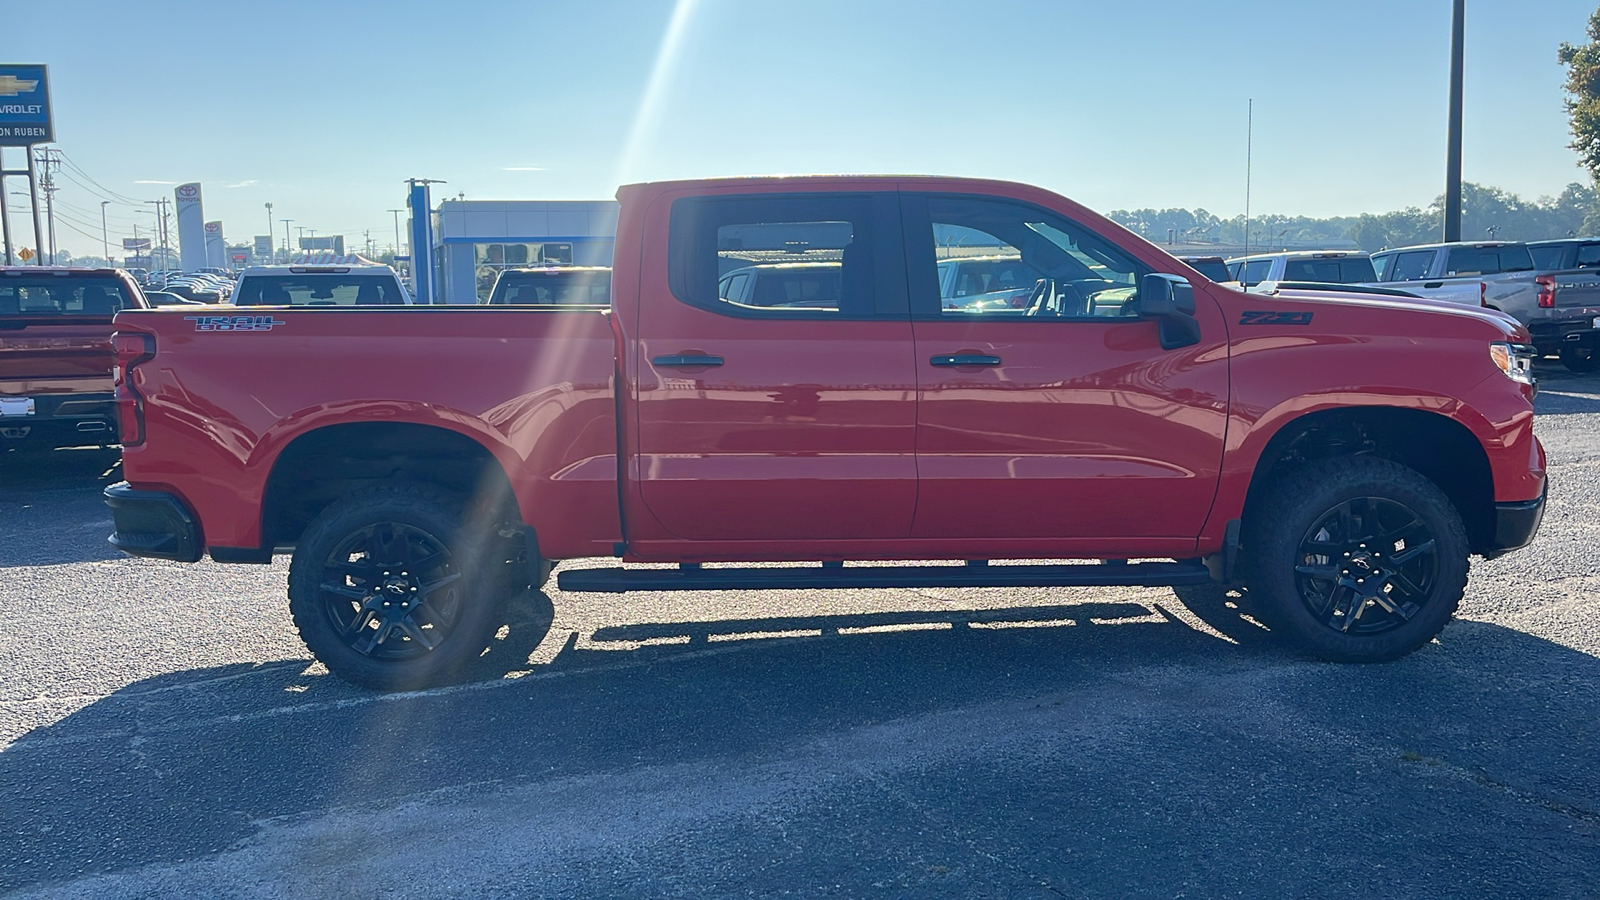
[16,247,33,262]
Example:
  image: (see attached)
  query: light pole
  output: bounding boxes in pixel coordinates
[100,201,110,264]
[387,208,404,259]
[280,218,292,261]
[1444,0,1465,242]
[296,226,305,255]
[264,202,273,261]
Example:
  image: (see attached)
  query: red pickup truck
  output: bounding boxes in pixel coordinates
[104,176,1547,689]
[2,267,148,450]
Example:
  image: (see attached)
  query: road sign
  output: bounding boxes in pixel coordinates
[0,65,52,146]
[123,237,151,251]
[17,247,33,261]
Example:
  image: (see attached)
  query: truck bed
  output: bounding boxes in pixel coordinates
[114,306,622,558]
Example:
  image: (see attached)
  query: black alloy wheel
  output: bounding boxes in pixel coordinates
[1291,497,1438,637]
[1244,456,1469,662]
[319,522,463,661]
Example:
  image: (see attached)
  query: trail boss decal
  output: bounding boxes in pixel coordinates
[1239,311,1314,326]
[185,315,287,332]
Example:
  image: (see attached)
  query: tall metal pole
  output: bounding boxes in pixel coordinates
[388,208,404,258]
[39,149,58,263]
[101,200,110,263]
[1444,0,1465,243]
[25,147,45,265]
[280,218,292,260]
[0,148,13,265]
[264,201,273,261]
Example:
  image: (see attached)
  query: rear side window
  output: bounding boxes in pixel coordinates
[669,193,905,317]
[1281,257,1377,283]
[1530,244,1571,270]
[489,270,610,305]
[1445,245,1534,276]
[0,277,134,316]
[1575,244,1600,269]
[1389,250,1436,281]
[233,274,406,306]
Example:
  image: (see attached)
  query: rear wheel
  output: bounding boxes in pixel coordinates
[1559,345,1600,373]
[288,483,520,690]
[1244,457,1469,662]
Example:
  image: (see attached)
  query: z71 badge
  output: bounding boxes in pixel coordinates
[1239,311,1314,326]
[184,315,287,332]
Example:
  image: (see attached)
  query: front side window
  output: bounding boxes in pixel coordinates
[670,194,900,317]
[919,195,1143,318]
[1240,259,1273,285]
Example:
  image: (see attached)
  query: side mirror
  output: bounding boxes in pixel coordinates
[1138,273,1201,350]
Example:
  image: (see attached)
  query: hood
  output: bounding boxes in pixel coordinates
[1238,286,1528,341]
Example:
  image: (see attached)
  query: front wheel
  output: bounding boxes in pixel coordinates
[1559,345,1600,373]
[288,483,518,690]
[1244,457,1469,662]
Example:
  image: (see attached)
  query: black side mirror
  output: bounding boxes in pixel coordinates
[1138,273,1201,350]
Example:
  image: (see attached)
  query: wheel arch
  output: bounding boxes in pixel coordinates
[260,419,527,550]
[1234,405,1498,555]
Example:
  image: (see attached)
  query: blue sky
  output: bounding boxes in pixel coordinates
[4,0,1598,256]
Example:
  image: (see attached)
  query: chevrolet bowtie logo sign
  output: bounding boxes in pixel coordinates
[0,75,38,97]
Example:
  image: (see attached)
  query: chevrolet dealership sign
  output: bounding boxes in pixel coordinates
[0,65,52,146]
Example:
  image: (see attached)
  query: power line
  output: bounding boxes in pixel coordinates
[55,149,148,205]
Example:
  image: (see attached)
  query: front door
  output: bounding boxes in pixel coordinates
[631,191,918,542]
[903,192,1230,545]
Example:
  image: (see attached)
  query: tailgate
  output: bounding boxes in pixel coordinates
[1553,271,1600,313]
[0,318,117,390]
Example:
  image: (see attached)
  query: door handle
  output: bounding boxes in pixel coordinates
[652,354,724,367]
[930,354,1002,367]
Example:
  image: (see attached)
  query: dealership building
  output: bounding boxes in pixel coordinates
[430,199,618,303]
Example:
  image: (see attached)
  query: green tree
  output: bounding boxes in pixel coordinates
[1560,9,1600,180]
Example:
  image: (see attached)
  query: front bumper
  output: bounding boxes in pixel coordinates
[1482,482,1547,559]
[105,482,202,562]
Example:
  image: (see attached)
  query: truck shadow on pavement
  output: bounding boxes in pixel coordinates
[2,585,1597,895]
[0,448,126,567]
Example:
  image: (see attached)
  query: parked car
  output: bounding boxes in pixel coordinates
[1367,241,1537,315]
[106,175,1545,690]
[718,262,843,310]
[1225,251,1376,287]
[1,267,150,449]
[1523,239,1600,372]
[936,254,1042,310]
[486,266,610,306]
[143,291,204,307]
[229,264,411,306]
[1176,256,1230,282]
[160,281,227,304]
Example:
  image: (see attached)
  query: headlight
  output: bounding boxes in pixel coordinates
[1490,342,1536,386]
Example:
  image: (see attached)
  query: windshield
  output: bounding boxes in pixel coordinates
[232,274,407,306]
[488,270,610,305]
[0,277,137,317]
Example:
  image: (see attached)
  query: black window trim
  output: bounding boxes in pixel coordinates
[666,191,910,322]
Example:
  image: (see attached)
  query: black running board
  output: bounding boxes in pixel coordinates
[558,561,1211,593]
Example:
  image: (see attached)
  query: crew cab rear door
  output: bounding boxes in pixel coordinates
[901,192,1230,544]
[630,191,918,541]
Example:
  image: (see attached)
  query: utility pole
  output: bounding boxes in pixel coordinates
[36,148,60,264]
[264,202,273,261]
[296,225,305,254]
[25,146,45,265]
[280,218,292,261]
[101,200,110,264]
[387,209,404,258]
[1444,0,1465,242]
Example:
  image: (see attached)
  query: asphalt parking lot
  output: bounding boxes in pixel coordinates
[2,368,1598,899]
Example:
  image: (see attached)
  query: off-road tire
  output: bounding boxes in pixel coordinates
[288,483,519,690]
[1243,457,1469,662]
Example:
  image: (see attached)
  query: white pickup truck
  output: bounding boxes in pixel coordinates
[1366,242,1535,315]
[228,265,412,306]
